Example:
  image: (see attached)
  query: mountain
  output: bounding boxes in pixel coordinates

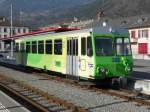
[0,0,96,27]
[0,0,95,14]
[98,0,150,17]
[63,0,150,19]
[0,0,150,28]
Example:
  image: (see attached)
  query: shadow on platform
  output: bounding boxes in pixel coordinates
[131,71,150,80]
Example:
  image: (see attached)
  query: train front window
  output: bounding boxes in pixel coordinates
[95,38,113,56]
[116,38,131,56]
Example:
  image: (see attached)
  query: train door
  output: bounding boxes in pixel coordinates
[66,37,78,77]
[78,36,93,78]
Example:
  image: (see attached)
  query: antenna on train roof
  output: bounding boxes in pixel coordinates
[109,27,112,32]
[102,21,113,33]
[102,21,107,27]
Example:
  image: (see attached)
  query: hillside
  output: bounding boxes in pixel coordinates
[0,0,96,27]
[63,0,150,19]
[0,0,150,28]
[0,0,95,15]
[100,0,150,17]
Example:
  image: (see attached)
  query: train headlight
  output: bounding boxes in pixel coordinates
[96,66,108,77]
[100,67,105,73]
[99,67,108,79]
[125,66,131,73]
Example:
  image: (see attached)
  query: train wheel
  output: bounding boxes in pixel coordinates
[119,77,127,89]
[111,77,127,89]
[111,78,121,89]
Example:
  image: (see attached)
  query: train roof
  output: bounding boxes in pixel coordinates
[91,26,129,36]
[1,27,80,41]
[14,26,129,41]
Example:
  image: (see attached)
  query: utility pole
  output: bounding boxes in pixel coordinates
[10,3,13,59]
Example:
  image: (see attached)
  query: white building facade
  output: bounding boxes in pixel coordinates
[129,27,150,60]
[0,26,29,51]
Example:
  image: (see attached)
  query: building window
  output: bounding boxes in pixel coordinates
[38,40,44,54]
[138,43,147,54]
[23,29,26,33]
[45,40,52,54]
[4,35,7,38]
[32,41,37,53]
[18,29,20,33]
[138,29,148,38]
[54,39,62,55]
[131,31,136,38]
[12,29,15,35]
[4,28,7,32]
[81,37,86,55]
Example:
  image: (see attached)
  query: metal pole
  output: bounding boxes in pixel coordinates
[10,4,13,59]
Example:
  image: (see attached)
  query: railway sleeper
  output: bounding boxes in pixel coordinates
[0,74,89,112]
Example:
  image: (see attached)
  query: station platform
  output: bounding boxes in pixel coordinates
[0,55,150,95]
[0,52,16,65]
[0,58,16,65]
[128,59,150,95]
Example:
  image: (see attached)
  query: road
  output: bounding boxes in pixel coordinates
[0,90,30,112]
[131,59,150,79]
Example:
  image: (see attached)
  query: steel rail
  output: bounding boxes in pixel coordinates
[0,74,88,112]
[0,61,150,108]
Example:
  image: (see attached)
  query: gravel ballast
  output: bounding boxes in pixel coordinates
[0,66,150,112]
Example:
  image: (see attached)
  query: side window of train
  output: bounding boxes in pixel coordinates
[54,39,62,55]
[76,39,78,56]
[26,42,30,53]
[32,41,37,53]
[67,39,78,56]
[87,36,93,57]
[15,43,19,52]
[45,40,52,54]
[20,43,25,52]
[81,37,86,55]
[73,39,78,56]
[67,40,70,55]
[38,40,44,54]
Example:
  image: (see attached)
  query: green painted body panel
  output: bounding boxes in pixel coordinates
[26,54,65,72]
[92,33,133,79]
[93,56,133,79]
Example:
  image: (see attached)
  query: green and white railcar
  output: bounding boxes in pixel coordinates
[15,27,133,80]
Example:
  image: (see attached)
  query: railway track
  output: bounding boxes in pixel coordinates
[0,61,150,110]
[34,72,150,107]
[0,74,88,112]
